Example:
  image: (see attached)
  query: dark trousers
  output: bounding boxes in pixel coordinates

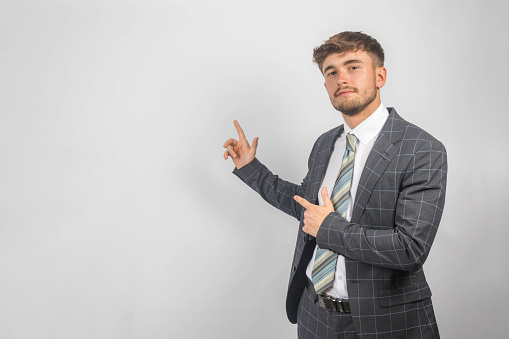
[297,287,358,339]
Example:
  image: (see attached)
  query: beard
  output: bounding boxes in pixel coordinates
[331,84,377,116]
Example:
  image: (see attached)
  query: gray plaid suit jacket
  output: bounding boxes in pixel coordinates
[233,108,447,338]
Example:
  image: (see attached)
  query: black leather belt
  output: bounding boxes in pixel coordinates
[306,278,351,313]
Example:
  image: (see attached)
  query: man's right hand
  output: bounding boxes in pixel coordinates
[223,120,259,170]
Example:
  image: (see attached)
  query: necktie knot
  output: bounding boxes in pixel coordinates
[346,134,358,152]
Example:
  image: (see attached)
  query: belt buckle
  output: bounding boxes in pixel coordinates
[318,293,344,312]
[333,297,344,312]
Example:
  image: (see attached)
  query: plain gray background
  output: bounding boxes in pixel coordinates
[0,0,508,338]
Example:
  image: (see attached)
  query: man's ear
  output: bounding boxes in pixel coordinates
[376,67,387,89]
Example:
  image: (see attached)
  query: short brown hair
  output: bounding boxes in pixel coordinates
[313,31,385,72]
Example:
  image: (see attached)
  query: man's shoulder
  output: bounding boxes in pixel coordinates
[386,107,446,153]
[314,124,342,147]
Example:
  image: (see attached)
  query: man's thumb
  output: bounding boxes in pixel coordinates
[322,187,333,208]
[250,137,259,152]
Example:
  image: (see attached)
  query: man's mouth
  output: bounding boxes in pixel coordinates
[335,89,356,97]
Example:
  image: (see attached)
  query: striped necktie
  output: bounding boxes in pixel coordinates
[311,133,358,294]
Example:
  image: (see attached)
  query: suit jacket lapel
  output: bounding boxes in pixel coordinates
[350,108,405,223]
[306,125,344,204]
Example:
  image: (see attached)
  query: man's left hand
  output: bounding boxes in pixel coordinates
[294,187,335,237]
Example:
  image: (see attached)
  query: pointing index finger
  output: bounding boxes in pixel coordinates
[294,195,312,209]
[233,120,247,142]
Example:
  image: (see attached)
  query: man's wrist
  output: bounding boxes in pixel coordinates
[232,157,261,180]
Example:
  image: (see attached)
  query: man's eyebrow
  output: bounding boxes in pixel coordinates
[343,59,363,66]
[322,65,335,74]
[323,59,363,73]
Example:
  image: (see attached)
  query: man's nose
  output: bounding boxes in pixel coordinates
[337,72,348,85]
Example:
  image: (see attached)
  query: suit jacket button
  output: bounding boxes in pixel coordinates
[292,265,296,272]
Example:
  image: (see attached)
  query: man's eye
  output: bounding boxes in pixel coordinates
[350,66,358,71]
[328,71,336,77]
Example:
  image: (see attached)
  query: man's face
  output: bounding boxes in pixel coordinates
[322,50,385,116]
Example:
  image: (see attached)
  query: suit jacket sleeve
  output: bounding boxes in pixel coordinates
[232,140,320,221]
[317,138,447,272]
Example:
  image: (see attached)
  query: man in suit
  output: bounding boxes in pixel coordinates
[223,31,447,338]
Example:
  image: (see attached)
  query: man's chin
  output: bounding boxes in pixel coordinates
[333,103,363,116]
[339,109,362,116]
[333,94,377,116]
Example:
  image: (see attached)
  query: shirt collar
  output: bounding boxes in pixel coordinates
[344,103,389,146]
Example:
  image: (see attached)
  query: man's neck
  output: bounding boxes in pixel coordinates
[342,97,381,130]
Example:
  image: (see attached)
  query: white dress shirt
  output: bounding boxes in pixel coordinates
[305,103,389,299]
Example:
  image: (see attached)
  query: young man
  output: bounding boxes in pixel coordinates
[223,31,447,338]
